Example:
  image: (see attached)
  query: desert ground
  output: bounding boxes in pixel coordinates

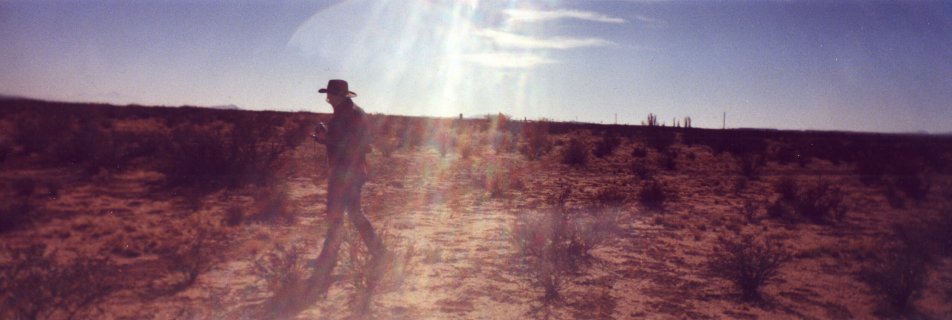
[1,99,951,319]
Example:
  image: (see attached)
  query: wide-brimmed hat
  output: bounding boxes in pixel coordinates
[318,79,357,97]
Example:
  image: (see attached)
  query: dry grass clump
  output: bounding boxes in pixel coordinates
[0,244,119,319]
[707,235,792,301]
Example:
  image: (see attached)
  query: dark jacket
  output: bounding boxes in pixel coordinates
[324,100,371,180]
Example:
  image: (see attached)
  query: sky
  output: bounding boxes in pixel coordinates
[1,0,950,133]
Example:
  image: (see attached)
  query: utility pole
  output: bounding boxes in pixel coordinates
[615,113,617,125]
[722,112,726,129]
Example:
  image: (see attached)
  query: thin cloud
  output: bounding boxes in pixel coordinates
[475,29,614,49]
[460,53,558,69]
[504,9,625,24]
[633,15,668,27]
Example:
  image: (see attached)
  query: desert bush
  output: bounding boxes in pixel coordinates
[771,144,799,165]
[509,209,621,304]
[520,121,552,161]
[739,154,764,179]
[773,178,798,202]
[766,200,793,220]
[631,160,653,180]
[491,131,518,154]
[592,132,621,158]
[768,179,847,224]
[166,226,215,292]
[223,205,244,227]
[458,135,477,159]
[792,181,847,224]
[707,235,792,301]
[889,174,930,204]
[12,110,74,156]
[160,112,303,194]
[684,129,768,157]
[733,177,749,194]
[1,179,35,233]
[631,145,648,158]
[0,244,119,319]
[562,137,589,167]
[644,128,675,152]
[638,179,667,211]
[742,200,758,223]
[861,243,927,318]
[660,149,678,171]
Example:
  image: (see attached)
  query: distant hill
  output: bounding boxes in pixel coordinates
[0,94,30,101]
[209,104,242,110]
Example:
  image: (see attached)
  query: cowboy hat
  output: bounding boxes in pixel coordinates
[318,79,357,97]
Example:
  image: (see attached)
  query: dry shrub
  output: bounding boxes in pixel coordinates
[458,134,478,159]
[645,128,676,152]
[769,179,846,224]
[562,136,589,167]
[739,154,764,179]
[471,162,521,198]
[638,179,667,211]
[884,175,931,208]
[773,178,798,202]
[520,120,552,160]
[1,179,35,233]
[166,227,214,292]
[160,112,303,194]
[771,144,799,165]
[860,242,927,318]
[631,145,648,158]
[509,209,621,304]
[742,200,758,223]
[592,132,621,158]
[707,235,792,301]
[660,149,677,171]
[792,181,847,224]
[0,244,119,319]
[491,131,518,154]
[631,160,653,180]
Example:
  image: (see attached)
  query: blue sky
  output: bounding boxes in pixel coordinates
[1,1,950,133]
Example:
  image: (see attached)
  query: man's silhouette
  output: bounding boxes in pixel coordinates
[308,79,387,298]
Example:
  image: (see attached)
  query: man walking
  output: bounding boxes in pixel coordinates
[308,79,387,298]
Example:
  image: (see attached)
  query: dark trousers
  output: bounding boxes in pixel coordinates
[310,172,385,291]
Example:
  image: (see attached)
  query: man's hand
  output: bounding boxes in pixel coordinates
[312,122,328,144]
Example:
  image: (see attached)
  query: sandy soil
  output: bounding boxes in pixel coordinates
[2,127,952,320]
